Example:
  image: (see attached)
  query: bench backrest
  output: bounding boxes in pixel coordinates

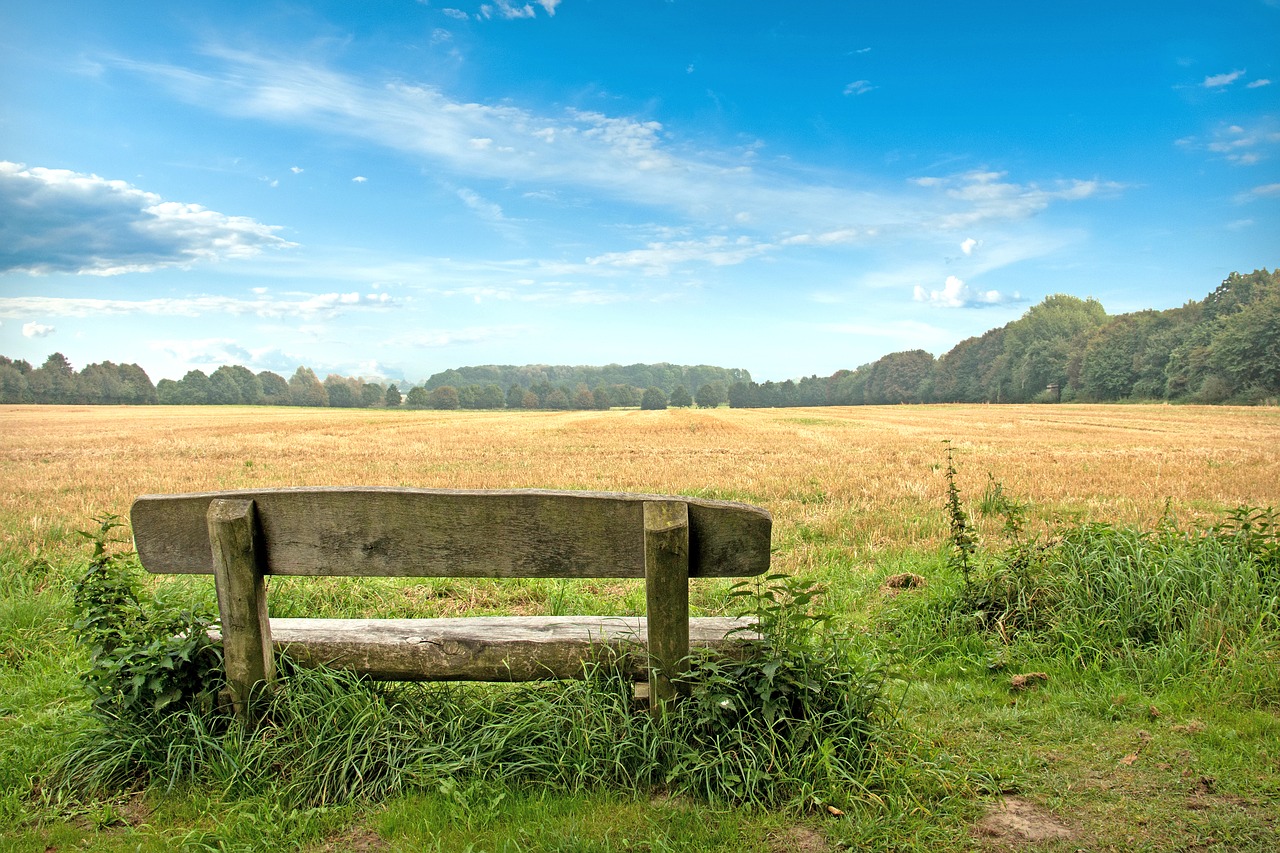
[130,487,772,580]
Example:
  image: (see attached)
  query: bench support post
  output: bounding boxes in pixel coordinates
[644,500,690,719]
[207,498,274,724]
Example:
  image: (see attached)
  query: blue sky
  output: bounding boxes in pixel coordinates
[1,1,1277,385]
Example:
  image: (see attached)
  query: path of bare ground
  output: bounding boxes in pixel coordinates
[974,797,1074,849]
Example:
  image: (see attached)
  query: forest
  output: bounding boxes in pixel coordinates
[1,268,1276,409]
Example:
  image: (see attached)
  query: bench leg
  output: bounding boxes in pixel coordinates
[207,498,274,724]
[644,500,690,719]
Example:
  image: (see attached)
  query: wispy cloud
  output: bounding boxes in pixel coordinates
[912,170,1121,229]
[1180,121,1280,165]
[0,161,295,276]
[1247,79,1272,88]
[1203,69,1246,88]
[103,48,1117,282]
[843,80,875,96]
[1235,182,1280,203]
[0,291,394,320]
[586,236,769,275]
[912,274,1021,308]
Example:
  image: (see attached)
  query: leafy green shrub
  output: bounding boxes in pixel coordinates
[668,574,889,808]
[56,515,227,792]
[71,514,224,722]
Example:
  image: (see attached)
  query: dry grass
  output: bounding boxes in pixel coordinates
[2,403,1278,576]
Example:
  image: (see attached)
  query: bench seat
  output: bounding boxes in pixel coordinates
[227,615,757,681]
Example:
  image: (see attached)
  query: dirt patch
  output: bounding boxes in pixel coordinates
[767,825,831,853]
[1009,672,1049,691]
[974,797,1074,847]
[881,572,925,594]
[310,825,389,852]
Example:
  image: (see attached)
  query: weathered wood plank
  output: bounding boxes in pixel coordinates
[644,501,690,715]
[131,488,771,579]
[222,616,757,681]
[206,499,274,721]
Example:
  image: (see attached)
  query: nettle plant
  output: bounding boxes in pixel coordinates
[71,515,224,725]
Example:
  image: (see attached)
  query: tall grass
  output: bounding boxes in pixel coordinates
[884,462,1280,705]
[52,563,895,813]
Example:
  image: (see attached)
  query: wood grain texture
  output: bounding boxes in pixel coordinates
[131,488,771,579]
[206,499,274,719]
[214,616,757,681]
[644,501,690,713]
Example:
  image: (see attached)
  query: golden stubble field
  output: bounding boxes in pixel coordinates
[3,403,1278,577]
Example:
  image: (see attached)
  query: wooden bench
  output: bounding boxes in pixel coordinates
[129,487,772,719]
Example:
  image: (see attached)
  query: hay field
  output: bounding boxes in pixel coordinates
[3,403,1277,575]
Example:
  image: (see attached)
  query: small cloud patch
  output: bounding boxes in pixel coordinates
[913,275,1019,308]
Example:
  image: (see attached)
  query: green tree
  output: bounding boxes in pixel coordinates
[176,370,211,405]
[384,384,403,407]
[324,375,360,408]
[29,352,77,404]
[288,367,329,407]
[208,367,244,405]
[695,381,727,408]
[506,384,525,408]
[477,383,507,409]
[640,387,668,410]
[668,384,692,407]
[1001,295,1108,401]
[215,365,263,405]
[428,386,460,410]
[362,383,384,407]
[0,364,30,403]
[543,388,570,410]
[404,386,430,409]
[257,371,290,404]
[156,378,181,405]
[1209,282,1280,397]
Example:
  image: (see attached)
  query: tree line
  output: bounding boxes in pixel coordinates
[726,269,1279,408]
[0,357,732,411]
[3,269,1274,409]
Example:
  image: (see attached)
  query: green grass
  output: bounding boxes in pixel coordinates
[2,498,1279,852]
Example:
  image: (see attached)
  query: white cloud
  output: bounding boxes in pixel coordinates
[537,0,561,15]
[0,161,295,276]
[843,80,875,96]
[914,169,1122,228]
[290,166,304,174]
[1188,121,1280,165]
[912,275,1019,308]
[1203,69,1245,88]
[0,291,396,320]
[586,236,769,275]
[111,49,1117,254]
[960,237,979,255]
[443,9,470,20]
[352,175,368,182]
[1248,79,1272,88]
[22,321,55,337]
[456,187,513,233]
[482,1,536,20]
